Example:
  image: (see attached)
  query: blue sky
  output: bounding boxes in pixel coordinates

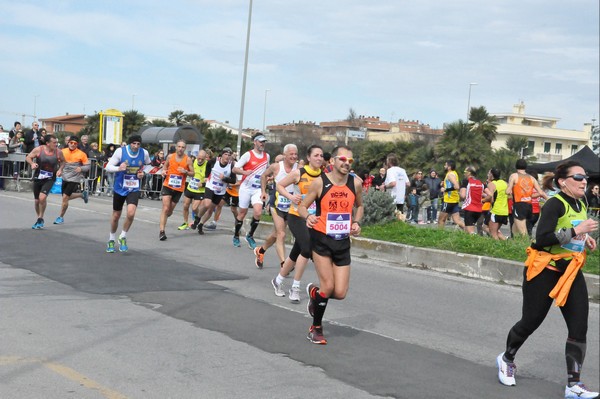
[1,0,598,131]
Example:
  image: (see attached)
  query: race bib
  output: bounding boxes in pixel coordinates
[168,174,183,189]
[326,213,351,240]
[188,178,200,190]
[39,170,53,179]
[123,174,140,190]
[277,193,292,211]
[251,174,261,188]
[561,220,588,253]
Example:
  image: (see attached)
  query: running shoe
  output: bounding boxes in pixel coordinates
[204,221,217,230]
[289,286,301,303]
[159,231,167,241]
[254,247,264,269]
[306,283,317,317]
[307,325,327,345]
[233,236,241,247]
[271,277,285,297]
[118,237,128,252]
[53,216,64,225]
[32,218,43,229]
[496,353,516,386]
[197,225,204,235]
[177,222,189,231]
[245,234,256,250]
[190,220,198,230]
[82,190,89,204]
[106,240,116,253]
[37,218,44,229]
[565,383,599,399]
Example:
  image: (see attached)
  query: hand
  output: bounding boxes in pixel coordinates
[586,236,597,251]
[119,162,128,171]
[260,192,268,202]
[350,222,361,236]
[30,162,38,170]
[291,194,302,204]
[306,215,318,228]
[575,219,599,235]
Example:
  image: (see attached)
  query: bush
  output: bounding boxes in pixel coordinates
[362,188,396,226]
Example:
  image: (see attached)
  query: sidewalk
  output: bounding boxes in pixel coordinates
[253,222,600,301]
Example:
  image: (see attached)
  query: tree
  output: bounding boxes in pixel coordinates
[122,110,147,140]
[435,120,492,172]
[346,107,359,128]
[149,119,174,127]
[486,148,518,182]
[168,110,185,126]
[505,135,529,157]
[469,106,498,144]
[203,126,236,152]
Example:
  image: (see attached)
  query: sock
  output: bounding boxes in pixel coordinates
[109,232,116,241]
[249,217,260,236]
[119,231,127,239]
[313,291,329,326]
[276,274,285,285]
[292,280,301,289]
[194,216,200,224]
[234,219,243,236]
[566,338,586,386]
[259,246,266,254]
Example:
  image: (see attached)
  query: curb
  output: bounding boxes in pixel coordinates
[253,221,600,301]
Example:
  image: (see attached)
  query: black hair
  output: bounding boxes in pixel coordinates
[489,168,501,180]
[323,152,332,161]
[445,160,456,170]
[515,159,527,170]
[554,160,582,187]
[331,145,351,157]
[306,144,323,157]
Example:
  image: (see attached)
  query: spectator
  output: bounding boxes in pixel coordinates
[382,153,410,213]
[149,149,166,200]
[586,184,600,217]
[102,144,117,195]
[9,131,24,153]
[78,135,91,155]
[372,167,386,191]
[410,170,425,194]
[419,183,430,224]
[406,187,419,224]
[87,142,103,195]
[8,121,21,140]
[23,121,43,153]
[0,139,7,189]
[424,169,441,223]
[361,170,374,192]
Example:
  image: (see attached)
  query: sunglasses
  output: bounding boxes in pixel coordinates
[566,174,589,182]
[334,155,354,164]
[68,141,78,145]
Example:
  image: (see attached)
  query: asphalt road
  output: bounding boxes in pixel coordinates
[0,190,598,399]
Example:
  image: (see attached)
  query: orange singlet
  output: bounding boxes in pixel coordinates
[163,154,189,192]
[513,173,534,203]
[313,173,357,240]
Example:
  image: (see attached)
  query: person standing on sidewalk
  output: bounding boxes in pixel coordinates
[25,134,64,229]
[299,145,364,345]
[54,135,90,225]
[104,135,151,253]
[424,169,441,223]
[496,160,598,399]
[231,133,270,249]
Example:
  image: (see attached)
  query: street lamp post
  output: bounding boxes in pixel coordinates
[467,82,478,121]
[262,89,270,131]
[236,0,253,155]
[33,95,39,120]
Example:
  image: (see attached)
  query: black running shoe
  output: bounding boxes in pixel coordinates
[159,231,167,241]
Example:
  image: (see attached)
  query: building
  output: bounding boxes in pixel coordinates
[491,102,592,163]
[368,119,443,143]
[39,113,86,134]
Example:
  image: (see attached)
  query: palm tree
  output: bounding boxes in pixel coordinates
[435,120,493,172]
[505,135,529,157]
[168,110,185,126]
[122,110,147,140]
[469,106,498,144]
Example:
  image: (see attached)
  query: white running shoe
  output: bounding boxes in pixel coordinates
[271,278,285,297]
[496,353,516,386]
[565,383,599,399]
[289,286,301,303]
[204,221,217,230]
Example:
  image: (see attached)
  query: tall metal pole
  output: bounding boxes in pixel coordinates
[262,89,270,131]
[236,0,253,155]
[466,82,477,121]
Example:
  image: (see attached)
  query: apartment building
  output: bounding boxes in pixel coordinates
[39,113,86,134]
[491,102,592,163]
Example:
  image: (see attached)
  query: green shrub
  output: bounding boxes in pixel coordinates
[362,188,396,226]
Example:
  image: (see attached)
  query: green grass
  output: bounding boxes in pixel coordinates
[361,221,600,275]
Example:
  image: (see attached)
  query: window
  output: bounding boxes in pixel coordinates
[53,123,64,132]
[555,143,562,154]
[526,140,535,156]
[543,142,551,153]
[571,145,578,155]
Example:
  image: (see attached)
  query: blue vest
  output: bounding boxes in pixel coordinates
[114,146,146,196]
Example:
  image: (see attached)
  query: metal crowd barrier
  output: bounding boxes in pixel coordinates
[0,153,33,192]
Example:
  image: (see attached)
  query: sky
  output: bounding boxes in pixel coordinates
[1,0,598,132]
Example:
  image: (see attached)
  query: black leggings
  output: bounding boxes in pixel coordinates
[504,267,589,382]
[287,214,311,262]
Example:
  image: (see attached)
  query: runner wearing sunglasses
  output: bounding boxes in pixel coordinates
[299,145,364,345]
[497,160,598,399]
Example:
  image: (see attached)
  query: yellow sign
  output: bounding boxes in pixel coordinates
[98,109,124,151]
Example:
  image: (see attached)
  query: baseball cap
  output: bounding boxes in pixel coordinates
[253,134,267,142]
